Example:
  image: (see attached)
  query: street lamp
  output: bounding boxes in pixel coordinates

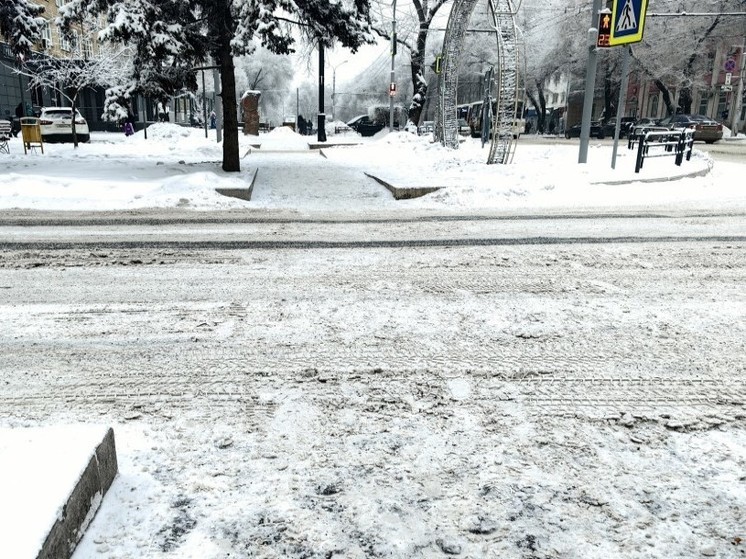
[331,59,348,122]
[389,0,397,132]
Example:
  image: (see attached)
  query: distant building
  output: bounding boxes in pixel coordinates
[626,41,744,132]
[0,1,117,130]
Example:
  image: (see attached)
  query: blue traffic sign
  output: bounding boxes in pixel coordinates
[609,0,648,46]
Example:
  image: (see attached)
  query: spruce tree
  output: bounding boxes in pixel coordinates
[0,0,45,56]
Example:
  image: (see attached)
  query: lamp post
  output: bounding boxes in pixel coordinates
[318,39,327,142]
[331,59,348,122]
[389,0,397,132]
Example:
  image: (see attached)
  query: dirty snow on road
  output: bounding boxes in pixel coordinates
[0,124,745,558]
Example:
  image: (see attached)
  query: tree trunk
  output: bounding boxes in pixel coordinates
[219,51,240,172]
[678,89,693,114]
[408,25,429,126]
[215,16,240,171]
[528,81,548,133]
[525,84,547,134]
[654,79,676,116]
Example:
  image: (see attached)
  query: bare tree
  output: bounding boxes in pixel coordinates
[371,0,450,127]
[234,49,294,127]
[630,2,742,115]
[15,45,134,147]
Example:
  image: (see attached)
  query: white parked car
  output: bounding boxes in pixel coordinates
[38,107,90,143]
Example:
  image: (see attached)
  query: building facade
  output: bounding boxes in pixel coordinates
[0,0,120,129]
[617,41,745,133]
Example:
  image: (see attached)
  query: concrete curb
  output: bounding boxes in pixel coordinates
[308,142,362,150]
[38,427,118,559]
[590,158,714,186]
[216,168,258,201]
[365,173,444,200]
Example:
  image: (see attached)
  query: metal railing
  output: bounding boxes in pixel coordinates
[631,127,694,173]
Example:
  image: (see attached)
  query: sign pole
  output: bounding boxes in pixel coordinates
[579,0,604,164]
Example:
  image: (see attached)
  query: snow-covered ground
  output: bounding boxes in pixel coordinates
[0,122,743,213]
[1,123,745,559]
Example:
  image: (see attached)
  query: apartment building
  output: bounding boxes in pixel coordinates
[0,0,115,130]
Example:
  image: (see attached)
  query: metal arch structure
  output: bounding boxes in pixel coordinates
[435,0,523,164]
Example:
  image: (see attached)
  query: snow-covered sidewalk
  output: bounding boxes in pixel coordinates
[0,123,743,213]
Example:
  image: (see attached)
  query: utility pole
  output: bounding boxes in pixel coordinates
[389,0,397,132]
[318,39,327,142]
[579,0,603,164]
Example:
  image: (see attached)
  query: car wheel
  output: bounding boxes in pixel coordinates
[565,132,571,139]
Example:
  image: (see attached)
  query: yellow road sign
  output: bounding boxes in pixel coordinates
[609,0,648,46]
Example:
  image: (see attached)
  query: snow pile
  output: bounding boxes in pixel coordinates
[0,125,742,212]
[255,125,310,151]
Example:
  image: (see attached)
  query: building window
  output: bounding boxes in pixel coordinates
[648,94,659,118]
[716,91,728,120]
[698,92,709,116]
[60,30,79,53]
[40,21,52,50]
[82,36,93,59]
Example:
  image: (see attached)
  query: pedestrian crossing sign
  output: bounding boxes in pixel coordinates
[609,0,648,46]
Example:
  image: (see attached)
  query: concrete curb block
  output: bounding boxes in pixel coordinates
[38,427,118,559]
[308,142,362,150]
[591,158,714,186]
[216,168,258,201]
[365,173,444,200]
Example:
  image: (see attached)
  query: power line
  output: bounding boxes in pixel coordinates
[647,11,746,16]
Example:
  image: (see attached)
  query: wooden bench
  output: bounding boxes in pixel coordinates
[0,119,11,154]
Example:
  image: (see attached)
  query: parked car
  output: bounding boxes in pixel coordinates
[565,121,605,139]
[346,114,385,137]
[634,117,660,128]
[417,120,434,136]
[627,117,669,142]
[600,117,637,138]
[38,107,90,143]
[656,113,723,143]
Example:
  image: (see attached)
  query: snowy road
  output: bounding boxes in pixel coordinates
[1,213,745,558]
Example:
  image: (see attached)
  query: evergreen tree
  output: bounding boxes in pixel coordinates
[59,0,374,172]
[0,0,45,56]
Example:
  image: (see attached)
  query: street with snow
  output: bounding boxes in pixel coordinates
[1,124,745,558]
